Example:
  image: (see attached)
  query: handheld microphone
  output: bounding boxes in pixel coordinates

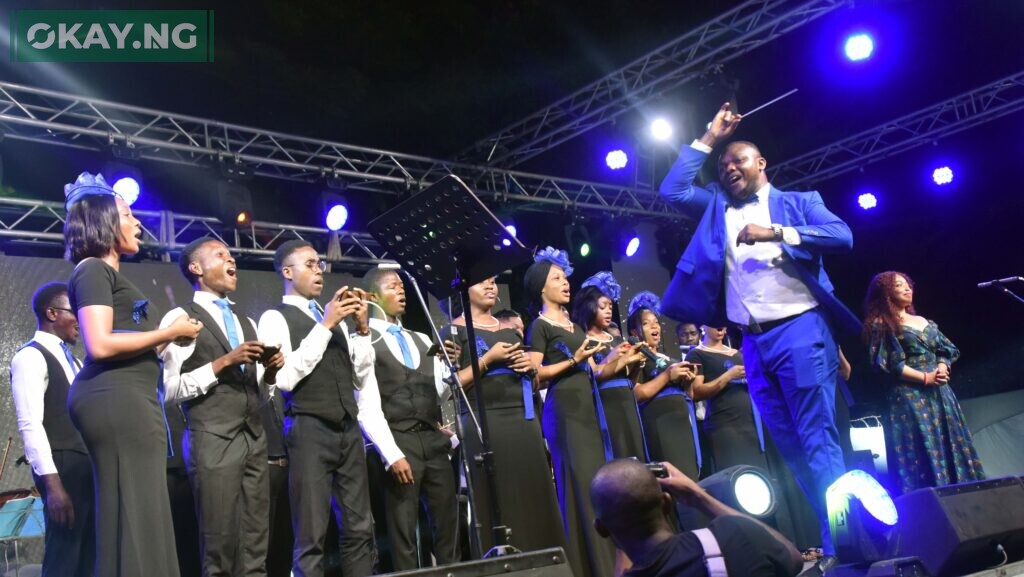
[628,336,666,368]
[977,276,1023,289]
[377,262,402,270]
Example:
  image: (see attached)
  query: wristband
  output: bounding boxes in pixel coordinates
[567,358,578,370]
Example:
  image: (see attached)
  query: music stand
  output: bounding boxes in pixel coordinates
[368,175,532,557]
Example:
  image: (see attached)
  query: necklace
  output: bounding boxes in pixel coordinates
[698,343,734,354]
[539,311,574,331]
[468,315,500,329]
[587,330,614,342]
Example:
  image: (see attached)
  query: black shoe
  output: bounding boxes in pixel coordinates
[798,555,839,577]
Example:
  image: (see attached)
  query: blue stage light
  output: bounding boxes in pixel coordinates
[625,236,641,257]
[112,177,140,206]
[858,192,878,210]
[325,204,349,231]
[845,33,874,61]
[827,470,897,563]
[699,465,777,519]
[932,166,954,185]
[605,150,628,170]
[502,224,516,247]
[828,470,898,526]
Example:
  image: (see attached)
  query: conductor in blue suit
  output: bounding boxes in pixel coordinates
[659,102,859,574]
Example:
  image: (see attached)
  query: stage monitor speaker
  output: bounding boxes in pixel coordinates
[383,548,573,577]
[887,476,1024,577]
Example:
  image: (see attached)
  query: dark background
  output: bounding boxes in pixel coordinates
[0,1,1022,418]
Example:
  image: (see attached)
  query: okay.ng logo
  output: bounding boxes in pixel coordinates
[11,10,214,62]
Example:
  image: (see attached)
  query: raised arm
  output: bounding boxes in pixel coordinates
[660,102,742,218]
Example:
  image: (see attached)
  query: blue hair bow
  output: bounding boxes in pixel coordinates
[581,271,621,302]
[534,246,573,277]
[628,291,661,317]
[64,172,116,211]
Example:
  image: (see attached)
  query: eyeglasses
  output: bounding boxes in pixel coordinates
[50,307,74,315]
[285,259,327,273]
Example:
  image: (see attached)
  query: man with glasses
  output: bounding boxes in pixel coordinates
[257,239,388,577]
[10,282,94,577]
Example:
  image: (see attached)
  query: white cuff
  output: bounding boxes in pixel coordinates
[781,226,802,246]
[191,362,219,396]
[690,139,713,154]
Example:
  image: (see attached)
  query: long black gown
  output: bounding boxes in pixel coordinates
[687,345,820,549]
[593,335,647,460]
[450,325,566,555]
[527,319,616,577]
[67,258,180,577]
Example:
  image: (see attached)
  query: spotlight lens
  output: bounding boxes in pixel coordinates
[326,204,349,231]
[605,150,629,170]
[625,236,641,257]
[236,212,249,224]
[502,239,511,247]
[845,33,874,61]
[651,118,673,141]
[505,224,517,237]
[579,243,591,257]
[858,193,878,210]
[932,166,954,185]
[827,470,898,526]
[734,472,774,516]
[112,177,140,206]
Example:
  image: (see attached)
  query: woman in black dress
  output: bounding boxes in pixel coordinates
[572,272,647,460]
[524,247,618,577]
[448,276,566,554]
[62,172,202,577]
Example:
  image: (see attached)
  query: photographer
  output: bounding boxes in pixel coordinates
[591,459,803,577]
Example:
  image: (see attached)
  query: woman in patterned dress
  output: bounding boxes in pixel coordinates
[863,271,984,495]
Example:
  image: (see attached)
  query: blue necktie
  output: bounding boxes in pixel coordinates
[213,299,241,349]
[60,342,79,376]
[308,301,324,323]
[387,325,415,369]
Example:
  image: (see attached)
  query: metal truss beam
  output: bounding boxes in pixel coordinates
[0,82,679,221]
[0,197,389,269]
[458,0,848,167]
[771,70,1024,189]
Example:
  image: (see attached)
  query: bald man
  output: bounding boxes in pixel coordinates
[658,103,861,575]
[591,459,802,577]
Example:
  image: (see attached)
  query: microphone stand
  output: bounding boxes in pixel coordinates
[398,267,486,559]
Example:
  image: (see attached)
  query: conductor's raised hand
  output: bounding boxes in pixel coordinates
[700,102,743,148]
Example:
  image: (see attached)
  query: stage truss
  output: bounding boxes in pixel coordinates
[457,0,849,167]
[0,82,679,221]
[0,197,389,269]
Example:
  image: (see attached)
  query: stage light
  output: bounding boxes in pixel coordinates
[565,220,591,259]
[858,192,878,210]
[845,33,874,61]
[579,243,591,257]
[216,180,255,229]
[827,469,897,562]
[112,177,140,206]
[650,118,673,141]
[932,166,954,185]
[502,224,517,247]
[699,465,777,519]
[605,149,629,170]
[236,211,250,225]
[325,204,349,231]
[625,236,641,257]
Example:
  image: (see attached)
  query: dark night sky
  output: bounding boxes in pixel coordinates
[1,0,1023,401]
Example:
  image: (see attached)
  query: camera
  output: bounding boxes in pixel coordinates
[646,462,668,478]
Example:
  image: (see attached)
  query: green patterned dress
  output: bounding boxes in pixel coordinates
[868,320,984,495]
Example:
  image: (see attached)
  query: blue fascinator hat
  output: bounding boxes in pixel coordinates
[64,172,116,211]
[581,271,621,302]
[534,246,573,277]
[628,291,661,317]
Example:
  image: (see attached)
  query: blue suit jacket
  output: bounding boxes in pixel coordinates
[658,145,860,335]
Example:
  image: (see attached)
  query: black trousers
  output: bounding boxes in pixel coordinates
[384,428,459,571]
[34,449,95,577]
[266,459,294,577]
[168,467,202,577]
[185,427,269,577]
[286,414,375,577]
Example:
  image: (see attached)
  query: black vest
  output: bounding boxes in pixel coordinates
[276,304,358,425]
[371,325,441,431]
[179,302,262,439]
[21,341,87,454]
[260,394,287,458]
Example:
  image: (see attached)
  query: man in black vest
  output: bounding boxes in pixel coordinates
[160,237,285,577]
[257,239,384,577]
[361,266,459,570]
[260,392,293,577]
[10,282,94,577]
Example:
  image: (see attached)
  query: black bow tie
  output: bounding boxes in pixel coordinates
[728,193,759,209]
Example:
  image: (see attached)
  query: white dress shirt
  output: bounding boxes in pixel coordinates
[690,140,818,326]
[256,295,403,467]
[10,331,80,476]
[160,291,267,404]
